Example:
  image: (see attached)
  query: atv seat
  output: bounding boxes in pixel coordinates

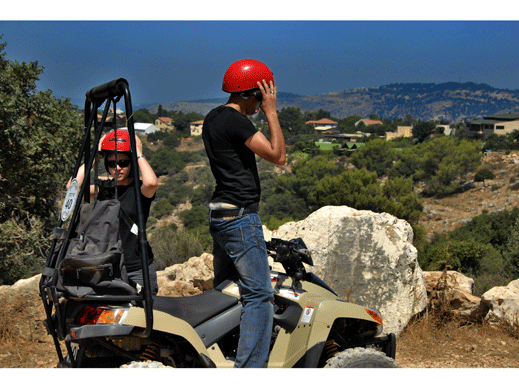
[152,290,239,328]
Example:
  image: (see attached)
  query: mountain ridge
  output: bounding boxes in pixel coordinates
[147,82,519,123]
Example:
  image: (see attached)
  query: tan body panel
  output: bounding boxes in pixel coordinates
[123,307,210,357]
[122,274,381,368]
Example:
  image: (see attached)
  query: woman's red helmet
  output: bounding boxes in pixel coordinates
[222,59,274,93]
[101,129,132,153]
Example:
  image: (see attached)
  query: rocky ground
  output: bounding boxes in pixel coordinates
[1,318,518,368]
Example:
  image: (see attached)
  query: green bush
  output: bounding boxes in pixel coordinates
[151,198,174,218]
[474,168,496,182]
[0,217,47,285]
[148,225,209,270]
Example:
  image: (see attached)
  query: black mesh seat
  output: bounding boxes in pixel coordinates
[152,290,239,328]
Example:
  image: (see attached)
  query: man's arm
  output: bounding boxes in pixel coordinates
[244,79,286,166]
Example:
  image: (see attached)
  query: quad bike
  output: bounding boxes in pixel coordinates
[39,79,398,368]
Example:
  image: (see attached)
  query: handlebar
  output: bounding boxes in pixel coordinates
[266,238,313,266]
[85,78,129,102]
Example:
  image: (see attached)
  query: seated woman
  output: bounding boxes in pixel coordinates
[67,129,159,294]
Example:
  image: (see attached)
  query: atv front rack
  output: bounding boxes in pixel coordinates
[39,79,154,364]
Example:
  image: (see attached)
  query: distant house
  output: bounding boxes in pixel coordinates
[306,118,339,137]
[306,118,338,128]
[190,120,204,137]
[355,118,383,127]
[466,114,519,139]
[385,125,413,141]
[109,108,124,115]
[155,117,175,131]
[121,123,160,135]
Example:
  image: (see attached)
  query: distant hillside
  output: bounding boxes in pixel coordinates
[147,92,302,117]
[148,83,519,123]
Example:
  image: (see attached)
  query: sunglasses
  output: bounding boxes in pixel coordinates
[240,89,263,102]
[107,159,131,169]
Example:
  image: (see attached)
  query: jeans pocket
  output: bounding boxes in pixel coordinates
[218,227,246,257]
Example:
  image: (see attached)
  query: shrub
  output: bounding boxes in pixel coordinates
[0,216,47,285]
[150,198,174,218]
[474,168,495,182]
[148,225,208,270]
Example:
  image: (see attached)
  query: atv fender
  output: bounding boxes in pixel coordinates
[122,307,209,357]
[307,299,380,346]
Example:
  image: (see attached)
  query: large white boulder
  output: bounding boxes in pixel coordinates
[481,279,519,326]
[270,205,427,336]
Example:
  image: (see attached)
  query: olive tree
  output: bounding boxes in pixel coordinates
[0,38,83,284]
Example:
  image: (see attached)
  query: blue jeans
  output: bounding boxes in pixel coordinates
[209,212,273,368]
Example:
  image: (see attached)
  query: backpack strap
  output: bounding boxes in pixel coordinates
[119,206,138,235]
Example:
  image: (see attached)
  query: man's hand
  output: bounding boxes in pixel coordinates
[257,79,277,115]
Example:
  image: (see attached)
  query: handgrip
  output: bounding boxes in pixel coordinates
[85,78,128,102]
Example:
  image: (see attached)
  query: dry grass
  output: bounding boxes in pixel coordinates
[396,310,519,368]
[0,295,60,368]
[1,282,518,368]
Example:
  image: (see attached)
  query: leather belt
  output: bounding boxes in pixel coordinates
[209,206,258,219]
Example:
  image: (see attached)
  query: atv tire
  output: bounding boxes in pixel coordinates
[120,360,172,368]
[324,347,400,368]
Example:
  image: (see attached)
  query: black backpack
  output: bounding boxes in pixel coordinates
[56,199,137,298]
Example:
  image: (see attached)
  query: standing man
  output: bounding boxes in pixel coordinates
[202,59,286,368]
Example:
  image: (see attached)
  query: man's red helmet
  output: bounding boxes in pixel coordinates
[101,129,131,153]
[222,59,274,93]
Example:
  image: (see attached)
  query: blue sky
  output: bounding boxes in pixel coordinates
[2,5,519,108]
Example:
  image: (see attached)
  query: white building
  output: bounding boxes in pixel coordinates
[121,123,160,135]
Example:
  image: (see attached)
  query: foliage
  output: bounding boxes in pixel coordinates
[0,40,83,223]
[0,215,47,285]
[150,198,174,218]
[412,121,437,143]
[419,208,519,292]
[0,38,83,284]
[474,168,496,182]
[350,138,398,177]
[148,225,210,270]
[273,155,345,210]
[483,133,510,151]
[259,192,309,230]
[180,205,209,230]
[148,148,186,176]
[133,108,155,123]
[309,168,423,224]
[389,137,482,196]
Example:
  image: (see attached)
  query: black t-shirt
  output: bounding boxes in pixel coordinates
[97,179,155,272]
[202,105,260,207]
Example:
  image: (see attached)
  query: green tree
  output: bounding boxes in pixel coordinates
[503,219,519,277]
[148,148,186,176]
[337,115,362,133]
[280,155,344,209]
[420,138,482,196]
[133,108,155,123]
[0,38,83,284]
[309,168,423,225]
[412,121,437,143]
[151,198,174,218]
[350,138,398,177]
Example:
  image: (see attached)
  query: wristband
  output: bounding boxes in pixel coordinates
[137,155,146,160]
